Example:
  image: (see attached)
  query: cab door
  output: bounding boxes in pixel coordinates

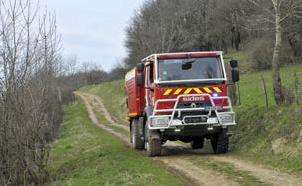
[145,63,155,108]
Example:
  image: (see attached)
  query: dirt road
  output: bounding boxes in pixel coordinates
[76,92,302,186]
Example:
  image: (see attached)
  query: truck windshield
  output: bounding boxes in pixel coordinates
[158,57,224,81]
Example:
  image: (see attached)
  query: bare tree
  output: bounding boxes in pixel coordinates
[246,0,302,104]
[0,0,62,185]
[124,0,251,68]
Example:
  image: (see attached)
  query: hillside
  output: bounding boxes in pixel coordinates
[80,63,302,174]
[48,98,182,185]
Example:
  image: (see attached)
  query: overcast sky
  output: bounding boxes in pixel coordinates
[43,0,144,71]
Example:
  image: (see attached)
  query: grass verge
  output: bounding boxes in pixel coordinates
[232,105,302,174]
[48,98,181,186]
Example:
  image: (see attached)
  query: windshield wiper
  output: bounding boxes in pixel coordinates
[183,60,196,65]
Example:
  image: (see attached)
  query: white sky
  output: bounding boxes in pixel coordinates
[42,0,144,71]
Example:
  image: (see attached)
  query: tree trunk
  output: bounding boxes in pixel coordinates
[272,4,284,105]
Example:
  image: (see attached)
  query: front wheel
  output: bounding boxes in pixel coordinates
[146,138,161,157]
[145,126,161,157]
[211,130,229,154]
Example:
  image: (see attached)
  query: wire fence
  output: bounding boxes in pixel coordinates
[231,70,302,108]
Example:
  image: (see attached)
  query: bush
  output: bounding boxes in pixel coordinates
[250,39,273,70]
[250,38,296,71]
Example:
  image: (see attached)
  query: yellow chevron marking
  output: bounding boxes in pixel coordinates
[213,87,222,93]
[193,88,202,94]
[174,88,183,95]
[203,87,212,94]
[164,89,173,96]
[184,88,193,95]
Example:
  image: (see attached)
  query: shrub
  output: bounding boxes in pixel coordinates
[250,39,273,70]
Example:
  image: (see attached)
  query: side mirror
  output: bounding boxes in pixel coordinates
[137,74,144,87]
[136,63,144,72]
[231,69,240,82]
[230,60,239,82]
[230,60,238,68]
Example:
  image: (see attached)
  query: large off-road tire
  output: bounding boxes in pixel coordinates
[146,138,161,157]
[145,128,161,157]
[131,118,144,150]
[191,137,204,149]
[211,130,229,154]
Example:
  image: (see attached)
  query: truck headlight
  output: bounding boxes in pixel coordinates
[150,117,169,127]
[219,113,233,123]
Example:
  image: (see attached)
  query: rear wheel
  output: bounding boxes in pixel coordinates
[131,118,144,149]
[191,137,204,149]
[211,130,229,154]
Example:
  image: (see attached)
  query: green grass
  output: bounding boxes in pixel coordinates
[91,105,129,137]
[189,157,268,186]
[80,81,127,124]
[48,98,181,186]
[225,49,251,72]
[238,65,302,107]
[232,105,302,174]
[231,64,302,174]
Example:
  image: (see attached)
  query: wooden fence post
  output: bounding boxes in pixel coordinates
[261,75,269,109]
[293,72,299,104]
[226,62,237,105]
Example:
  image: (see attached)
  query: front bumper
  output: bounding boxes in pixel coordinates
[148,94,236,130]
[163,125,222,137]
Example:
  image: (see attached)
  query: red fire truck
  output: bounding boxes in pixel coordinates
[125,51,239,156]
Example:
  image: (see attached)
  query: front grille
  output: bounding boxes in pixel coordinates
[184,116,208,124]
[173,101,216,123]
[181,110,209,117]
[177,102,212,109]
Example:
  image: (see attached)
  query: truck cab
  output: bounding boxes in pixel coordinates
[125,51,239,156]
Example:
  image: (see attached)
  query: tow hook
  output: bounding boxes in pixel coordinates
[175,126,184,133]
[208,127,214,131]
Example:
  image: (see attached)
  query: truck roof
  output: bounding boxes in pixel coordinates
[142,51,223,62]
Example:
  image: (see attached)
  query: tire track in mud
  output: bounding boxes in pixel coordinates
[75,92,128,145]
[76,92,238,186]
[209,156,302,186]
[77,92,302,186]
